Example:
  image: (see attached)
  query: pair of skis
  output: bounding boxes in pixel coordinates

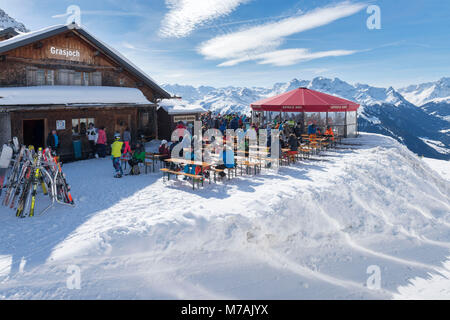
[15,148,44,218]
[43,149,74,205]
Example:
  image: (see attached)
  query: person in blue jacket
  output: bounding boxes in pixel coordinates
[230,116,239,131]
[219,121,227,135]
[216,147,235,179]
[307,123,317,135]
[183,149,197,180]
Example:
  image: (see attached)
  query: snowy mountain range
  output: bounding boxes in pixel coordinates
[0,9,28,32]
[399,77,450,106]
[162,77,450,160]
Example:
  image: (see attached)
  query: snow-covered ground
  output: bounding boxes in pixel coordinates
[0,133,449,300]
[422,158,450,182]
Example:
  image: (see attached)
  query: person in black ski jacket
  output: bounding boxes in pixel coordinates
[294,122,303,138]
[46,130,60,154]
[288,133,299,151]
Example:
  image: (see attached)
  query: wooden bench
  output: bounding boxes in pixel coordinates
[299,148,312,159]
[144,153,154,173]
[209,167,226,183]
[120,154,131,170]
[236,160,260,175]
[160,168,204,190]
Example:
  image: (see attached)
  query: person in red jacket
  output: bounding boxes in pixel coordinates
[159,140,170,166]
[96,126,107,158]
[175,122,186,139]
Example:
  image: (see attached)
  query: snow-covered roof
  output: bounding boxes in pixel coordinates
[158,99,205,115]
[0,25,63,49]
[0,86,153,106]
[0,23,171,99]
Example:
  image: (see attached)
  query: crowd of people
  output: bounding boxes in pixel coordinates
[75,112,335,179]
[199,111,335,153]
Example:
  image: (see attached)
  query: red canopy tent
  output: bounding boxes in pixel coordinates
[251,87,360,112]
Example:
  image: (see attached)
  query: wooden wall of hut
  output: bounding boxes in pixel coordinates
[9,107,141,160]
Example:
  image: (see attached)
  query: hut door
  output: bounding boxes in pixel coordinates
[114,114,131,137]
[23,119,45,149]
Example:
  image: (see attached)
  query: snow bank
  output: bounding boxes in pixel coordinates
[0,86,152,105]
[0,133,449,299]
[422,158,450,181]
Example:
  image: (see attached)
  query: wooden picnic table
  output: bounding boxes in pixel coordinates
[249,145,270,150]
[147,153,166,173]
[165,158,211,167]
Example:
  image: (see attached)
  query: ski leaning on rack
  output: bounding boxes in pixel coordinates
[28,148,43,218]
[44,149,74,205]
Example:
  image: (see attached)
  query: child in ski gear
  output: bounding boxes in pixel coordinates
[111,133,124,178]
[127,143,145,175]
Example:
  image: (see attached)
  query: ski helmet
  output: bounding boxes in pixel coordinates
[114,133,121,140]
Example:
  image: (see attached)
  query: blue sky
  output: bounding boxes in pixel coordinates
[1,0,449,88]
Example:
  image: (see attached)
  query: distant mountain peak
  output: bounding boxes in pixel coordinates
[0,9,28,33]
[399,77,450,106]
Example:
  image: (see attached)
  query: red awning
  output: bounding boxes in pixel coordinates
[251,87,360,112]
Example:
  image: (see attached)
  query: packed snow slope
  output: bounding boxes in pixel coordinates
[0,133,449,299]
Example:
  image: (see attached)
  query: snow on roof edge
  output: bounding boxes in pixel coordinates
[158,99,206,115]
[0,86,153,106]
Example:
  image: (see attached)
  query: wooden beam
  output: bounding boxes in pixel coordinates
[5,56,118,70]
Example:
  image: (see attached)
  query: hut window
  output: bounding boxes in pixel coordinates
[26,67,37,86]
[58,69,70,85]
[74,72,82,86]
[46,70,55,85]
[92,72,102,86]
[83,73,90,86]
[72,118,95,136]
[36,69,45,86]
[140,112,149,127]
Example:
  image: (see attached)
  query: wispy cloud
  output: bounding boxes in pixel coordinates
[198,1,366,66]
[159,0,250,38]
[218,48,357,67]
